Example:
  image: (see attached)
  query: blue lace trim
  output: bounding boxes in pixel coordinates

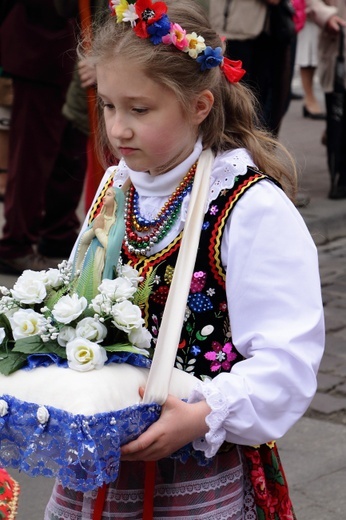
[0,394,161,492]
[0,394,209,492]
[25,351,152,371]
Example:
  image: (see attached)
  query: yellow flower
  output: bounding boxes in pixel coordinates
[186,32,206,59]
[116,0,130,22]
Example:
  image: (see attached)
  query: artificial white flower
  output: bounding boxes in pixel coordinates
[0,327,5,344]
[120,265,143,288]
[40,268,63,289]
[10,308,43,340]
[37,405,50,425]
[122,4,138,26]
[186,32,206,59]
[98,277,137,302]
[11,270,47,304]
[66,337,108,372]
[128,325,152,350]
[111,300,144,333]
[57,326,76,347]
[52,293,87,324]
[0,399,8,417]
[0,296,19,318]
[75,317,107,343]
[90,293,113,315]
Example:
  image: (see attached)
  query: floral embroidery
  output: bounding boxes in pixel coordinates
[209,204,219,215]
[190,271,206,293]
[205,341,237,372]
[243,445,296,520]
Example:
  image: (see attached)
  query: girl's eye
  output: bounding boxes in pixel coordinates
[99,99,114,110]
[133,107,148,114]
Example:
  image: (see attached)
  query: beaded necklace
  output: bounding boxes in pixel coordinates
[124,162,197,256]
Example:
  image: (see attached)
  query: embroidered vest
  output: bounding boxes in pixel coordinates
[121,167,269,381]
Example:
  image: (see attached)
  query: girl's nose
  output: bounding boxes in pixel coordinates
[109,114,133,140]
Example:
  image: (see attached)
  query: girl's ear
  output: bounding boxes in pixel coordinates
[192,90,214,124]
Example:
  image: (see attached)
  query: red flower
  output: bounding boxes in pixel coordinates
[251,467,267,505]
[134,0,168,38]
[0,504,9,519]
[204,341,237,372]
[220,57,246,83]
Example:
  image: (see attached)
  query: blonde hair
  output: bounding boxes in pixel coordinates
[86,0,297,199]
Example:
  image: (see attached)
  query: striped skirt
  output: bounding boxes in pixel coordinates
[44,446,257,519]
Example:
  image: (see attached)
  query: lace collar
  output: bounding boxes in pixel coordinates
[112,142,256,208]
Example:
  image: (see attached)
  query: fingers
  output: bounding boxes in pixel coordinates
[78,59,97,88]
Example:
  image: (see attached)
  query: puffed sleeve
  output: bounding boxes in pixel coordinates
[189,179,325,455]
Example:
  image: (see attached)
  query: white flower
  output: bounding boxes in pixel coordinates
[111,300,144,333]
[0,327,5,344]
[11,270,47,304]
[90,294,112,315]
[0,399,8,417]
[37,405,49,425]
[57,326,76,347]
[98,277,137,302]
[128,326,152,350]
[52,293,87,324]
[186,32,206,59]
[40,268,63,289]
[66,337,107,372]
[75,317,107,343]
[10,309,43,340]
[120,265,143,288]
[122,4,139,26]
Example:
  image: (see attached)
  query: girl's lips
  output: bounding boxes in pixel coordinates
[119,147,137,156]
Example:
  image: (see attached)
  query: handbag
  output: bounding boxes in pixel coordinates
[269,0,296,44]
[0,149,214,492]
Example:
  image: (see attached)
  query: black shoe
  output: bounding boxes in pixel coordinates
[291,91,303,101]
[303,106,326,120]
[329,185,346,200]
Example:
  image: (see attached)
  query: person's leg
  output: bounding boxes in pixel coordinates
[0,128,9,198]
[301,66,324,115]
[267,40,293,136]
[226,34,272,131]
[325,91,346,199]
[38,121,88,258]
[0,78,66,259]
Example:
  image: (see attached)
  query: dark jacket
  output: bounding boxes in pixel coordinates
[0,0,75,87]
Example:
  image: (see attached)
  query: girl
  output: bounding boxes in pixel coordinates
[45,0,325,518]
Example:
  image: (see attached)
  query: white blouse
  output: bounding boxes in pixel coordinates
[75,139,325,457]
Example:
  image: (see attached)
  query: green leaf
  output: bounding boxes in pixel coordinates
[0,351,27,375]
[0,313,13,342]
[104,342,136,352]
[12,336,67,358]
[133,266,158,308]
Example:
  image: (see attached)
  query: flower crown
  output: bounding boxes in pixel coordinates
[108,0,245,83]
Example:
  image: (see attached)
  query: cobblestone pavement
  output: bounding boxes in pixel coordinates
[307,236,346,425]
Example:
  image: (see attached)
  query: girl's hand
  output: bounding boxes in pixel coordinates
[121,389,211,461]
